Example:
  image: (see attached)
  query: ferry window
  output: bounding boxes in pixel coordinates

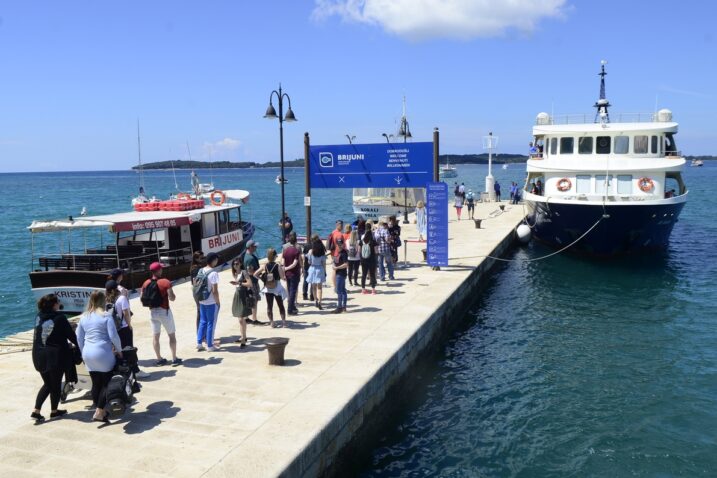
[202,213,217,238]
[617,175,633,194]
[596,136,611,154]
[228,207,241,231]
[614,136,629,154]
[550,138,557,155]
[560,137,574,154]
[217,210,229,234]
[576,175,591,194]
[651,135,658,154]
[634,135,648,154]
[595,175,613,195]
[578,137,593,154]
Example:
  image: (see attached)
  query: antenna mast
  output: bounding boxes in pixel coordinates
[594,60,611,123]
[137,119,145,193]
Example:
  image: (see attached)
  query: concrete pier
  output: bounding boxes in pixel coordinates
[0,202,524,478]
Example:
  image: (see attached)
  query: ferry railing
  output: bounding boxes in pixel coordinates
[36,247,193,272]
[537,112,661,125]
[122,247,193,272]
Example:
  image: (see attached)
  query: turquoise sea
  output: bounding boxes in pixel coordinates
[358,163,717,476]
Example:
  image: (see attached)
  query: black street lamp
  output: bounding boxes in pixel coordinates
[396,103,412,224]
[264,84,297,245]
[346,134,355,144]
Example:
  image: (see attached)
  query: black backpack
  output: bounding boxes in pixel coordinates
[106,303,123,329]
[140,278,163,308]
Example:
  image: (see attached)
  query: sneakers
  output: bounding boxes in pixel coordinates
[208,347,220,352]
[362,289,369,295]
[155,358,168,366]
[196,344,205,351]
[136,370,151,379]
[371,289,377,295]
[332,308,342,314]
[171,358,183,365]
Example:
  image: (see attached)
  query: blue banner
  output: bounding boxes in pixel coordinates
[309,142,433,188]
[426,182,448,267]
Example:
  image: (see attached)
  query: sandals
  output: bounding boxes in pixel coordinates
[92,415,110,424]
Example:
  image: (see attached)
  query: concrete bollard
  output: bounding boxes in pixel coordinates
[474,219,482,229]
[265,337,290,366]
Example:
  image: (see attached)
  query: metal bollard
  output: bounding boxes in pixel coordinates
[474,219,482,229]
[265,337,290,365]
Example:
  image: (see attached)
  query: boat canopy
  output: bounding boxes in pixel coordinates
[28,201,245,233]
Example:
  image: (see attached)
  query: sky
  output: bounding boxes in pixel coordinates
[0,0,715,172]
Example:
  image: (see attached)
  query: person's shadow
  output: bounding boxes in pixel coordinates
[120,400,180,434]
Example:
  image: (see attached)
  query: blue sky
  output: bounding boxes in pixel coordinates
[1,0,715,172]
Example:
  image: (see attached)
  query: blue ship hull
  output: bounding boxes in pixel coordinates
[525,199,686,255]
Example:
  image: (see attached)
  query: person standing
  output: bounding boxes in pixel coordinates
[106,280,149,378]
[332,237,349,313]
[141,262,181,365]
[454,193,464,221]
[255,248,288,328]
[347,229,361,286]
[360,230,377,295]
[77,291,122,423]
[327,220,345,288]
[31,294,78,422]
[281,232,302,316]
[466,190,475,220]
[302,236,316,302]
[458,182,466,197]
[494,181,501,202]
[230,259,252,347]
[375,221,394,281]
[196,252,221,352]
[278,212,293,244]
[306,239,327,309]
[242,240,264,325]
[388,215,401,265]
[189,251,205,331]
[415,200,427,241]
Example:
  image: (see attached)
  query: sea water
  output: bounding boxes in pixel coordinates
[359,163,717,476]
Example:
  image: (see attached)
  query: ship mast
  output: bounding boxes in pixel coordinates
[594,60,611,123]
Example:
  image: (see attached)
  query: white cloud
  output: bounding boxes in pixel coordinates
[312,0,568,41]
[202,137,242,159]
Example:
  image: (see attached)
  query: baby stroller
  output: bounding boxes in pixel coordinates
[106,346,141,419]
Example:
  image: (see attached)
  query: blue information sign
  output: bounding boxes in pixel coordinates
[309,142,433,189]
[426,182,448,267]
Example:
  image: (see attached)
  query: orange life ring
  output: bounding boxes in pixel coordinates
[637,177,654,192]
[557,178,572,192]
[210,190,226,206]
[177,193,192,201]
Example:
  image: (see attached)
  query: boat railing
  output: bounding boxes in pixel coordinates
[538,112,661,125]
[35,246,192,272]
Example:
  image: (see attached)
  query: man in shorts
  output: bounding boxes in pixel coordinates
[142,262,182,366]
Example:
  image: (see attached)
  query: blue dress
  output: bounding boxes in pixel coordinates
[306,254,326,284]
[77,311,122,372]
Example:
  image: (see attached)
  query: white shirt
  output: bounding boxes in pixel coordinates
[199,267,220,305]
[458,184,465,194]
[115,295,130,328]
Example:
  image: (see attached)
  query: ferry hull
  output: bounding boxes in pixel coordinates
[525,199,686,255]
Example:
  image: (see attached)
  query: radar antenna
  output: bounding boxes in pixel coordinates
[594,60,611,123]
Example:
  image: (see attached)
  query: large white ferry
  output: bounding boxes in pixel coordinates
[28,190,254,314]
[522,62,688,255]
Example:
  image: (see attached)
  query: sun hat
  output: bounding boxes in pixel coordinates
[149,262,163,272]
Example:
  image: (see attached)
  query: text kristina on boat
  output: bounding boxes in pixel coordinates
[522,61,688,255]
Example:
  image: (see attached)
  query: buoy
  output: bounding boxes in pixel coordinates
[516,224,532,244]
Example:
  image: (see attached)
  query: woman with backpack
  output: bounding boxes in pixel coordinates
[230,258,252,347]
[360,230,377,295]
[306,238,327,310]
[77,290,123,423]
[347,229,361,286]
[254,248,288,328]
[31,294,78,422]
[189,251,205,331]
[106,280,147,378]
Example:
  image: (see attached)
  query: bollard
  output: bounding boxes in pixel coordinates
[499,205,505,211]
[421,249,427,261]
[474,219,482,229]
[265,337,290,365]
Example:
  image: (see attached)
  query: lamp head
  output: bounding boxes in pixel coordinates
[284,107,297,122]
[264,103,278,119]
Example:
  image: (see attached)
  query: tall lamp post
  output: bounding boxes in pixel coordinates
[483,132,498,201]
[396,97,411,224]
[263,84,297,244]
[346,134,355,144]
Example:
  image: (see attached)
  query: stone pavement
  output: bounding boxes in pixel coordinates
[0,201,524,478]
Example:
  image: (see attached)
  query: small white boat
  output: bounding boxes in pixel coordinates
[275,175,289,184]
[691,159,704,167]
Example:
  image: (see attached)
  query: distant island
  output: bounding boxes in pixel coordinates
[132,154,715,170]
[132,154,528,170]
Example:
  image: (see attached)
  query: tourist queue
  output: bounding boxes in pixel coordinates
[30,214,408,423]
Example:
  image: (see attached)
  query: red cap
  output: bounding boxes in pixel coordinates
[149,262,163,272]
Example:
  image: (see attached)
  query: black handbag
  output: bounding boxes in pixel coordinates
[71,345,83,365]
